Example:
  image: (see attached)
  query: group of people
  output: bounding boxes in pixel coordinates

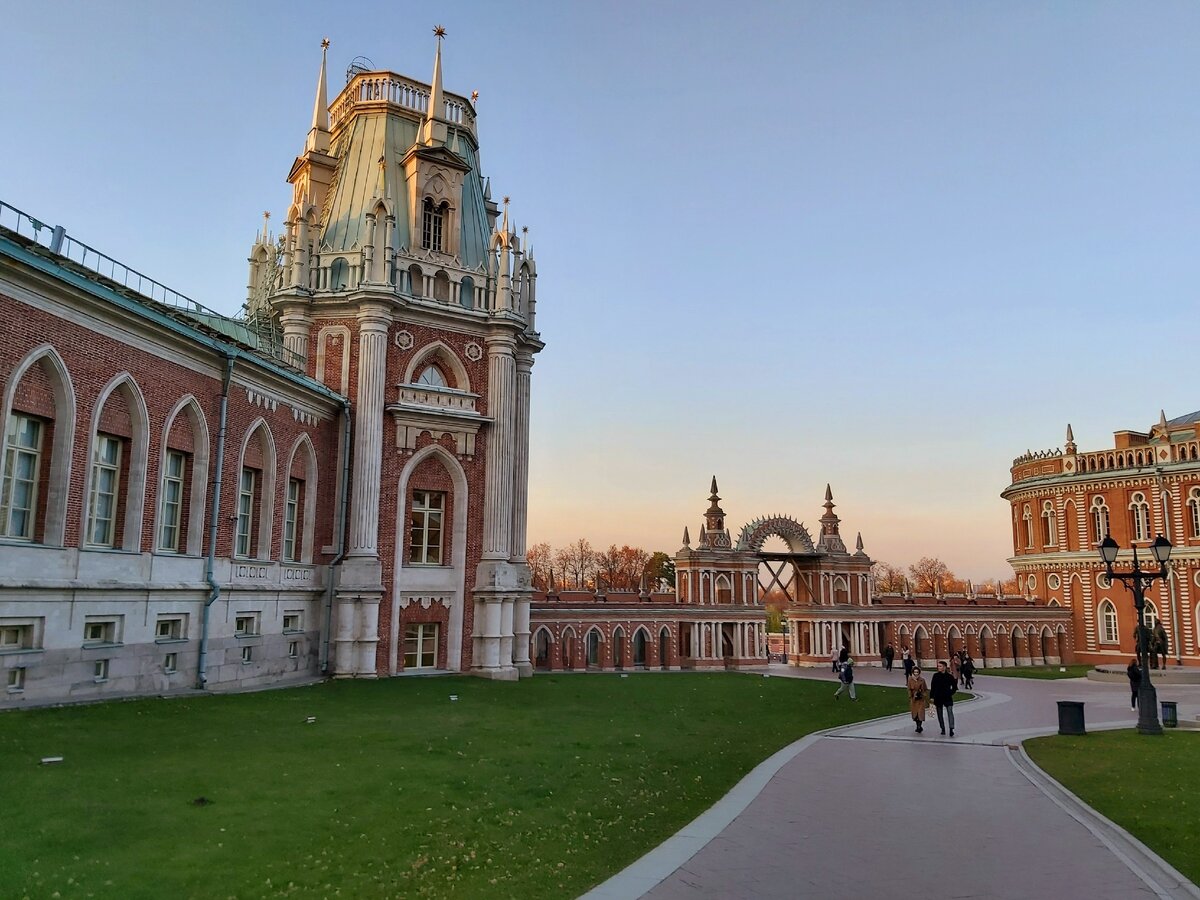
[885,643,975,690]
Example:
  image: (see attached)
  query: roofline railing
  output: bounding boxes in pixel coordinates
[0,199,304,370]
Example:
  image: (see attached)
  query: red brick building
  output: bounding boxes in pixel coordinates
[0,38,541,706]
[1003,415,1200,668]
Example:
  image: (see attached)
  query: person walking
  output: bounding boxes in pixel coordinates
[1126,657,1141,710]
[961,654,975,690]
[883,643,895,672]
[834,656,857,701]
[831,650,840,673]
[1154,623,1169,669]
[929,660,958,736]
[950,652,962,685]
[839,644,849,667]
[902,647,914,679]
[907,665,928,733]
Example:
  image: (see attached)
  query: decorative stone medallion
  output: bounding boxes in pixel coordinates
[464,341,483,362]
[394,330,414,350]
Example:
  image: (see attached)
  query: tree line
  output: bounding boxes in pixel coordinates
[871,558,1019,595]
[526,539,676,592]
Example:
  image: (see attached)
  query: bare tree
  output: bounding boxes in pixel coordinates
[526,542,552,591]
[556,538,596,590]
[871,561,907,592]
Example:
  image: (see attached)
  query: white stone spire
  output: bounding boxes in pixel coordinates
[306,39,331,155]
[422,26,448,146]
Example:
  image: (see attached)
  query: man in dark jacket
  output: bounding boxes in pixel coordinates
[929,660,958,736]
[883,643,895,672]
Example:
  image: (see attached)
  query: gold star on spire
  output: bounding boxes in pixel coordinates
[433,25,446,38]
[471,90,479,103]
[320,38,330,50]
[503,196,510,205]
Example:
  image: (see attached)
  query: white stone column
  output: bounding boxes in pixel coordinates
[482,336,516,557]
[333,597,356,676]
[512,596,531,675]
[356,597,379,677]
[500,597,515,669]
[348,304,391,558]
[482,598,502,670]
[509,354,533,562]
[278,305,312,370]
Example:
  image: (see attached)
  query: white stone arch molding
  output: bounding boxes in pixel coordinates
[391,443,469,675]
[0,343,77,546]
[80,371,150,552]
[284,433,319,563]
[237,417,278,560]
[402,340,471,392]
[157,395,211,556]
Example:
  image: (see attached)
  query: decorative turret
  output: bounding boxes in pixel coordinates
[286,39,337,223]
[817,484,848,554]
[245,212,278,319]
[421,26,448,147]
[697,477,732,550]
[1065,423,1077,455]
[306,38,331,155]
[681,525,691,549]
[852,532,868,558]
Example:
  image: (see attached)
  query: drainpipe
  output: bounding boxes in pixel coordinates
[197,353,236,689]
[320,398,352,674]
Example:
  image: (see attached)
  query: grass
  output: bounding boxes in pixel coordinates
[0,672,899,899]
[977,665,1093,680]
[1025,730,1200,883]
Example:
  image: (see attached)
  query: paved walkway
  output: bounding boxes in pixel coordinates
[585,666,1200,900]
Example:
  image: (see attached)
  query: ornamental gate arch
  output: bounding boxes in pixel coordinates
[736,514,820,604]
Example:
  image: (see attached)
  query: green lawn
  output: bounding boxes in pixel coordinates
[1025,730,1200,883]
[0,673,899,899]
[977,665,1093,680]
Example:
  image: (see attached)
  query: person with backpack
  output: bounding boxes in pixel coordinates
[834,656,857,701]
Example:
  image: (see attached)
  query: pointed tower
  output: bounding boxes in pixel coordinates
[817,485,848,554]
[1065,423,1077,455]
[699,477,731,550]
[287,39,337,221]
[421,26,448,147]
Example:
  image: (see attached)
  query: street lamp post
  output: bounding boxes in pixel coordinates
[1098,533,1172,736]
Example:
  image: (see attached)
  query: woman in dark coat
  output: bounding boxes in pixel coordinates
[907,666,928,734]
[1126,658,1141,710]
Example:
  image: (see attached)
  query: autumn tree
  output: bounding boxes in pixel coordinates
[526,542,552,591]
[644,551,676,591]
[555,538,596,589]
[871,561,907,592]
[908,557,953,594]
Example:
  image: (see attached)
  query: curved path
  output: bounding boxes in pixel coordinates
[585,666,1200,900]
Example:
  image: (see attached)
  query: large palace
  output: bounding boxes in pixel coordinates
[0,37,543,705]
[2,40,1195,709]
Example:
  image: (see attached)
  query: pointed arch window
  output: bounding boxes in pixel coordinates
[422,198,444,252]
[158,450,187,552]
[1099,600,1118,644]
[87,434,123,548]
[1188,487,1200,539]
[586,629,601,668]
[613,627,625,669]
[1091,496,1110,546]
[1142,599,1160,630]
[1041,500,1057,547]
[1130,492,1150,542]
[0,414,43,540]
[1022,504,1034,549]
[416,366,448,388]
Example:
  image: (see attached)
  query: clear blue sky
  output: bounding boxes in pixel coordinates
[4,1,1200,579]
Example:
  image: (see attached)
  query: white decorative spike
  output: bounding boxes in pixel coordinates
[306,39,331,154]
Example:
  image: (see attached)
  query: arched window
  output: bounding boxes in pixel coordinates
[408,264,424,297]
[1099,600,1118,643]
[1142,600,1160,630]
[1188,488,1200,538]
[422,198,445,252]
[460,275,475,310]
[416,366,447,388]
[84,376,149,552]
[235,421,276,560]
[613,627,625,669]
[1130,492,1150,542]
[1041,501,1056,547]
[1091,497,1110,545]
[634,629,647,667]
[1022,505,1034,549]
[715,574,732,604]
[432,270,450,302]
[1,414,44,541]
[534,629,551,669]
[659,627,670,669]
[329,257,349,291]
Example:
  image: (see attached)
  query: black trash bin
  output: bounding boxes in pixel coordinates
[1057,700,1086,735]
[1161,700,1178,728]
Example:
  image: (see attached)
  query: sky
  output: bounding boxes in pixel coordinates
[3,1,1200,580]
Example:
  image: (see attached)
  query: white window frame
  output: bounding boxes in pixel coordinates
[1142,600,1160,630]
[158,450,186,552]
[421,198,444,252]
[1091,496,1110,545]
[234,613,260,637]
[1130,492,1151,542]
[241,645,253,664]
[235,468,257,558]
[1099,601,1119,644]
[1022,505,1034,549]
[163,652,178,674]
[93,658,110,682]
[283,477,301,562]
[0,413,43,541]
[7,666,25,691]
[282,611,302,633]
[87,434,123,548]
[1189,488,1200,538]
[288,640,299,659]
[415,366,447,388]
[83,616,121,647]
[403,622,439,669]
[155,615,186,642]
[408,490,445,565]
[1041,500,1057,547]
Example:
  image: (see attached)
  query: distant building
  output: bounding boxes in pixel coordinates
[1003,414,1200,667]
[0,36,542,707]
